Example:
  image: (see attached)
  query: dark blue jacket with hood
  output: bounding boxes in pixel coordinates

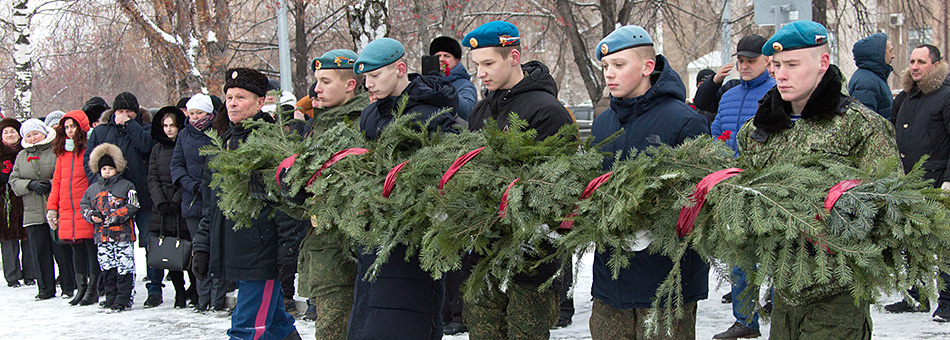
[359,73,458,140]
[849,33,894,120]
[590,54,711,309]
[445,63,477,121]
[350,73,457,340]
[170,113,215,218]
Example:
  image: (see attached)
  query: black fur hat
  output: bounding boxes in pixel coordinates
[224,68,268,97]
[429,36,462,60]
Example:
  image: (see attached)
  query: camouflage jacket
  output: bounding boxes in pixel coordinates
[737,65,899,304]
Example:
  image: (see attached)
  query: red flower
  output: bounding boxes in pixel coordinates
[1,160,11,174]
[717,130,732,142]
[26,156,39,162]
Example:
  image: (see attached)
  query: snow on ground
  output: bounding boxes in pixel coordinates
[3,248,950,339]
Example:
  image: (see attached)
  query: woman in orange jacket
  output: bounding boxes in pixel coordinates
[47,110,98,306]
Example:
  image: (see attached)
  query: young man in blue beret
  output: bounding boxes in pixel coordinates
[347,37,457,340]
[459,20,575,340]
[737,20,899,339]
[588,25,710,340]
[293,49,370,339]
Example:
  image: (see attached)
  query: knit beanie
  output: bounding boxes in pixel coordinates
[19,118,46,138]
[113,92,140,112]
[82,96,109,123]
[44,110,65,127]
[186,93,214,114]
[98,154,116,171]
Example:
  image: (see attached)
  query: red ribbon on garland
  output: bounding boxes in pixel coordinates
[275,154,298,189]
[438,147,485,194]
[676,168,744,237]
[306,148,370,187]
[808,179,862,254]
[498,178,520,218]
[559,171,614,230]
[382,160,410,198]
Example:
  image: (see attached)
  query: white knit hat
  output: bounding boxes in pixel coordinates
[19,118,47,138]
[186,93,214,114]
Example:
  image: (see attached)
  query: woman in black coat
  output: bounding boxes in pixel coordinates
[147,106,195,308]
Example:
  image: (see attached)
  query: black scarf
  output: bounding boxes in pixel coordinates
[751,65,850,142]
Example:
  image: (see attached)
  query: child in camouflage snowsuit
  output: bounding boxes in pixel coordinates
[81,143,140,312]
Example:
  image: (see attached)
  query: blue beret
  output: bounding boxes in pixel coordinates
[596,25,654,61]
[762,20,828,56]
[354,38,405,75]
[312,49,358,71]
[462,21,520,49]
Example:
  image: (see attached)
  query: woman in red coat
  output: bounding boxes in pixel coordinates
[47,110,98,305]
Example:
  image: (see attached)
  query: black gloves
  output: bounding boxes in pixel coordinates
[192,251,210,282]
[28,180,51,195]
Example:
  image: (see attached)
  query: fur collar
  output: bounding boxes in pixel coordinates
[751,65,849,139]
[902,61,949,95]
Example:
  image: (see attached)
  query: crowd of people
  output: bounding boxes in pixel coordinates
[0,18,948,340]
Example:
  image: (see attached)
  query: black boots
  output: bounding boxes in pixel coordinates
[112,273,133,311]
[69,274,88,306]
[79,273,100,306]
[99,269,117,308]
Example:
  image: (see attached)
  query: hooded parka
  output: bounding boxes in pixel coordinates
[849,33,894,120]
[47,110,94,240]
[468,61,575,140]
[359,73,459,140]
[10,125,57,226]
[148,107,188,238]
[589,54,711,309]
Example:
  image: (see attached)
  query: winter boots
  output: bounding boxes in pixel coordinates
[99,269,117,308]
[111,273,133,312]
[69,274,88,306]
[79,273,100,306]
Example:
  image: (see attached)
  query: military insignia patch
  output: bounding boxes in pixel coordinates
[231,71,238,79]
[772,42,783,52]
[815,35,827,44]
[499,35,519,46]
[314,60,322,70]
[358,63,364,71]
[600,44,608,55]
[470,38,478,48]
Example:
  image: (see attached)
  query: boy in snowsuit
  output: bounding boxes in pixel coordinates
[81,142,140,312]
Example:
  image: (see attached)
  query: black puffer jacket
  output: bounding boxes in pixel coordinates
[84,108,153,210]
[147,107,188,239]
[192,111,308,281]
[359,73,459,140]
[892,62,950,186]
[468,61,575,141]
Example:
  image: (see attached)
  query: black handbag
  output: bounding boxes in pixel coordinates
[146,215,192,271]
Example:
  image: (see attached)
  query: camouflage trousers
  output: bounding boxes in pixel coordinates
[464,282,558,340]
[97,241,135,275]
[297,228,357,340]
[770,291,871,340]
[589,298,697,340]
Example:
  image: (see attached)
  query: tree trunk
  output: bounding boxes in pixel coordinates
[555,0,604,105]
[292,0,310,97]
[812,0,827,26]
[13,0,32,119]
[204,0,230,95]
[347,0,389,50]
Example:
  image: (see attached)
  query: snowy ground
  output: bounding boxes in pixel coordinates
[3,248,950,339]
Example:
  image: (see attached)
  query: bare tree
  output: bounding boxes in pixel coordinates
[12,0,31,119]
[347,0,389,50]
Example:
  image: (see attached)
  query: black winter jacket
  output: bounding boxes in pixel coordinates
[192,111,308,281]
[148,108,188,239]
[590,54,710,309]
[170,116,215,218]
[468,61,575,140]
[893,62,950,186]
[84,109,153,210]
[360,73,459,140]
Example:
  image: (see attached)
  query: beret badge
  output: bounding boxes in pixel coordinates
[772,42,783,52]
[231,71,238,79]
[600,44,608,55]
[469,37,478,48]
[314,60,322,70]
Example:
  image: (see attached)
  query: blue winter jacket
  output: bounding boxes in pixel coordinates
[589,54,710,309]
[170,118,214,218]
[84,109,154,210]
[848,33,893,120]
[444,63,477,121]
[711,70,775,155]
